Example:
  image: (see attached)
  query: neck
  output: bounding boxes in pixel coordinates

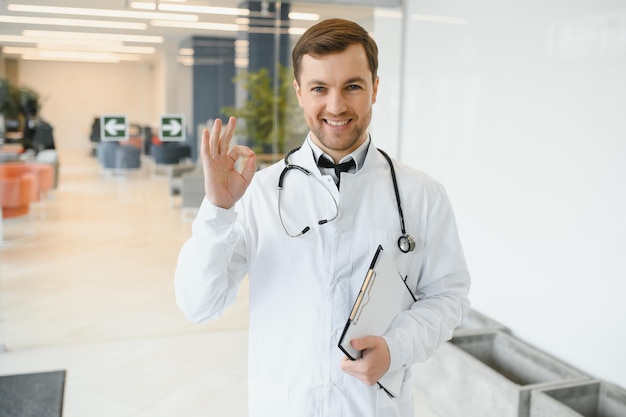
[309,133,368,163]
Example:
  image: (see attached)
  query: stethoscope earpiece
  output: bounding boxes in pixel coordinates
[398,235,416,253]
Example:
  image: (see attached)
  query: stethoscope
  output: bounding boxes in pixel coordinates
[277,146,416,253]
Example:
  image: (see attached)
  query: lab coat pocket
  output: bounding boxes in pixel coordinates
[375,378,414,417]
[249,378,289,417]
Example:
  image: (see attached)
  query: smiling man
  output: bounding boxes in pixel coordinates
[175,18,470,417]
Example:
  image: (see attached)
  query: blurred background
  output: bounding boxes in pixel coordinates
[1,0,624,414]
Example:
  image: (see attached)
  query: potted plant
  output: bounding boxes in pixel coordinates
[222,63,307,155]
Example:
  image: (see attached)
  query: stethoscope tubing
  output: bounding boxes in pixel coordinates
[278,146,415,252]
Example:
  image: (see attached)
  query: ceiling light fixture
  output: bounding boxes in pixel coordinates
[288,12,319,21]
[37,43,156,54]
[129,2,157,11]
[288,27,307,36]
[178,48,194,56]
[3,47,142,63]
[0,35,32,44]
[0,15,147,30]
[151,20,239,32]
[156,3,250,16]
[22,30,164,44]
[7,4,199,21]
[22,55,120,63]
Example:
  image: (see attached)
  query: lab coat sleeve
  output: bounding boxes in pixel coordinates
[174,197,248,323]
[383,184,471,373]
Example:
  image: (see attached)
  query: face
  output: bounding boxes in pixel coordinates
[294,43,379,162]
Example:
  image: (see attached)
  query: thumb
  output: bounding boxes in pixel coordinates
[350,336,378,351]
[240,151,257,183]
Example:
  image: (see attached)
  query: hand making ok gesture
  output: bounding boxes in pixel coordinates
[200,116,257,209]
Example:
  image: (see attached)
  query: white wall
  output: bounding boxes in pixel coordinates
[374,1,626,387]
[19,60,159,150]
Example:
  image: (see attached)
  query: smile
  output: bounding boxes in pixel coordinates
[325,119,350,127]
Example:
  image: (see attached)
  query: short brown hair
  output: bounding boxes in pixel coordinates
[291,18,378,85]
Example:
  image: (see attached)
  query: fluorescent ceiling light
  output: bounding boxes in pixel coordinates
[0,35,32,43]
[22,30,163,44]
[37,43,156,54]
[133,0,188,7]
[40,51,141,61]
[22,55,120,63]
[288,12,319,21]
[177,56,194,66]
[288,27,307,36]
[34,38,124,48]
[130,2,157,11]
[151,20,239,32]
[0,15,147,30]
[3,47,141,62]
[7,4,198,21]
[0,34,141,51]
[156,3,249,16]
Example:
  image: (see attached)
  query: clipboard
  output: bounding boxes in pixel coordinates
[338,244,417,397]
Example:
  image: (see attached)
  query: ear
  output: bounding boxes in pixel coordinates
[293,79,304,108]
[372,76,379,104]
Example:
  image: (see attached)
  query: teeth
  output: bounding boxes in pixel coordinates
[327,120,348,127]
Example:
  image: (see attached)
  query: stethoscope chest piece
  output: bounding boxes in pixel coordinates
[398,234,416,253]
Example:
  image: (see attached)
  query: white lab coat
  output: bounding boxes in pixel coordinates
[175,139,470,417]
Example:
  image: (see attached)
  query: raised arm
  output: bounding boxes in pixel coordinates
[175,116,256,323]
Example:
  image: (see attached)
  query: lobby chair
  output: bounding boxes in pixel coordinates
[0,168,36,245]
[151,143,191,165]
[97,142,141,171]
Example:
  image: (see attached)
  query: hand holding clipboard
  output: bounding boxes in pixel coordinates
[338,245,417,397]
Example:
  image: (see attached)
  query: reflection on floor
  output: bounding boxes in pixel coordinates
[0,149,438,416]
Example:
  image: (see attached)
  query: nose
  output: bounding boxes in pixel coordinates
[325,90,347,115]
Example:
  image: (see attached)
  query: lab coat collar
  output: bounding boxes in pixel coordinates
[306,134,370,171]
[289,133,386,176]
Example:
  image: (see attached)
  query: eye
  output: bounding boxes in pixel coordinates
[311,86,326,93]
[347,84,363,91]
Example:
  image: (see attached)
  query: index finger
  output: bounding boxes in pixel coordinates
[209,118,222,159]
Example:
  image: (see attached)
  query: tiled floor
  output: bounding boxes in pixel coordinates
[0,148,438,416]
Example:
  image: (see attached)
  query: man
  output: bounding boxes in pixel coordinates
[175,18,470,417]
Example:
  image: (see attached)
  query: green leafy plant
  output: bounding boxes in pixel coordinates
[0,79,40,122]
[222,64,307,154]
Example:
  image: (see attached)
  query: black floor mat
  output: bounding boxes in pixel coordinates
[0,370,66,417]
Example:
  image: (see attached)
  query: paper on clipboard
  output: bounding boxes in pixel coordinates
[338,244,416,397]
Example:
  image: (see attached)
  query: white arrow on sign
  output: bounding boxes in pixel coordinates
[104,118,125,136]
[162,119,182,136]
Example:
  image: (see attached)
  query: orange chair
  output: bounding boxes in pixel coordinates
[1,167,38,245]
[0,173,35,218]
[0,162,54,201]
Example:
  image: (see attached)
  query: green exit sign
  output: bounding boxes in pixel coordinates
[160,115,185,142]
[100,115,128,141]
